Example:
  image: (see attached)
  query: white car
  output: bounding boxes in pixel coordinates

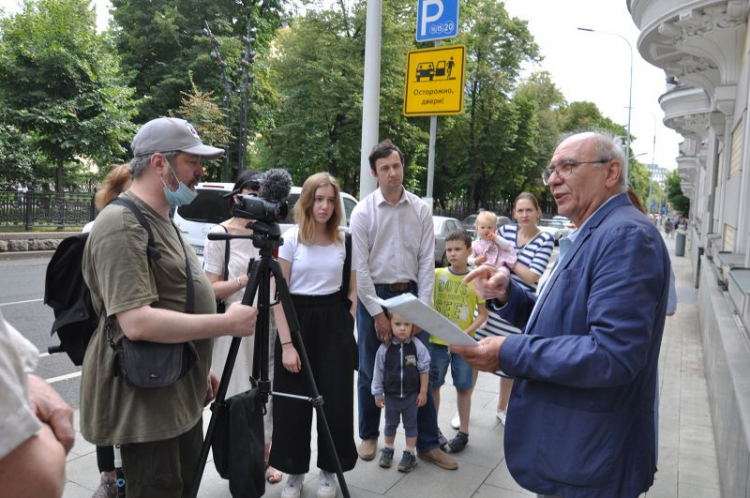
[538,218,571,246]
[174,182,359,262]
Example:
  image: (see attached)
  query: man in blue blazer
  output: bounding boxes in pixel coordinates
[453,131,670,498]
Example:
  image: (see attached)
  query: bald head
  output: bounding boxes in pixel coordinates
[546,131,627,227]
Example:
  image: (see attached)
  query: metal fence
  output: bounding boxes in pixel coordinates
[0,192,95,231]
[433,197,512,221]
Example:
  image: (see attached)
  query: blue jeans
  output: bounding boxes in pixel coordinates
[357,285,441,451]
[428,343,475,391]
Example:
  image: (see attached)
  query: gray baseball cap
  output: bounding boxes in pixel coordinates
[131,117,225,160]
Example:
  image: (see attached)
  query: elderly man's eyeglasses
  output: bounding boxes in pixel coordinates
[542,159,610,186]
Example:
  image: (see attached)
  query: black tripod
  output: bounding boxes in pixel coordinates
[189,220,351,498]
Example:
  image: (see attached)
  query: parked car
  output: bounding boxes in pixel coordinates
[538,218,571,246]
[461,214,479,238]
[174,182,358,263]
[552,215,574,228]
[433,215,463,266]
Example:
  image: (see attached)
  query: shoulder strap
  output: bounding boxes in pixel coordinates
[341,232,352,301]
[220,224,230,282]
[173,223,196,314]
[108,197,193,314]
[109,197,162,263]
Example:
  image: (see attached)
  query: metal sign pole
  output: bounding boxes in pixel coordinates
[425,40,441,211]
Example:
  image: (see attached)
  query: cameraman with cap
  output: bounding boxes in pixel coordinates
[81,117,258,497]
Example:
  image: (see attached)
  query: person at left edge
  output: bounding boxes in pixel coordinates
[81,117,258,498]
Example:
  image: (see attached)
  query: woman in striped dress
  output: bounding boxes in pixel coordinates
[477,192,554,425]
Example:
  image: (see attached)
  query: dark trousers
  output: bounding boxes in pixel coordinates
[120,419,203,498]
[356,284,441,451]
[97,445,114,472]
[269,293,358,475]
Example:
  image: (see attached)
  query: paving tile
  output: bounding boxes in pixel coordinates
[678,453,721,489]
[474,482,534,497]
[677,482,722,498]
[386,457,491,498]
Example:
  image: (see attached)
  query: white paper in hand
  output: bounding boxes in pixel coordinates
[378,294,478,347]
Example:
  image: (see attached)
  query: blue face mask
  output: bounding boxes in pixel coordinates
[161,162,197,207]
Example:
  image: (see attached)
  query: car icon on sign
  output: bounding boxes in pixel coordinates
[416,62,435,81]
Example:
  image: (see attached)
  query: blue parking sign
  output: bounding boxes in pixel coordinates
[416,0,459,42]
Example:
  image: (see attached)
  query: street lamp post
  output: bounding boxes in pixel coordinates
[578,28,633,165]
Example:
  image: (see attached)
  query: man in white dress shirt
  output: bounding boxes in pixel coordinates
[350,139,457,470]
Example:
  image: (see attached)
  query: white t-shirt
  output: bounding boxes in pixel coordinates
[203,224,260,306]
[279,226,353,296]
[0,309,42,460]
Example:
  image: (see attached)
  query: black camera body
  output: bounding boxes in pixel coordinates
[232,193,288,224]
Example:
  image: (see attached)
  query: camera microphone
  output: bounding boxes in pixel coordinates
[261,169,292,202]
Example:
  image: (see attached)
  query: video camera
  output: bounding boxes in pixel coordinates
[229,169,292,224]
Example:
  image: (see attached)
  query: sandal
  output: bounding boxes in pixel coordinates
[265,462,283,484]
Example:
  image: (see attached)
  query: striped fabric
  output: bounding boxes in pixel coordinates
[478,224,555,339]
[476,224,555,377]
[499,224,555,294]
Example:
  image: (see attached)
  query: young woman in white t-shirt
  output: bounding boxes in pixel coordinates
[270,172,358,498]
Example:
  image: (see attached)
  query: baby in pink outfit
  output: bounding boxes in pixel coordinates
[472,211,517,276]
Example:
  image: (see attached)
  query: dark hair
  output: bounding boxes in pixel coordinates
[234,169,262,194]
[445,228,472,248]
[368,139,404,171]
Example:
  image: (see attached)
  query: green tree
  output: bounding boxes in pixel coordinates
[263,8,364,190]
[434,0,540,210]
[111,0,285,171]
[0,0,140,192]
[170,73,233,180]
[262,0,424,193]
[0,125,49,188]
[666,168,690,215]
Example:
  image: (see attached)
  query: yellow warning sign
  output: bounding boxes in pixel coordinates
[403,45,465,117]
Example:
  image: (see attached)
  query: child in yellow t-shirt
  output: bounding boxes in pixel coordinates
[430,229,487,453]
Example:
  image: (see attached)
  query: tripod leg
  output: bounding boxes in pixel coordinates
[269,259,352,498]
[188,257,265,498]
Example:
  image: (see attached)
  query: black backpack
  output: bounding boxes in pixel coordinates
[44,197,161,365]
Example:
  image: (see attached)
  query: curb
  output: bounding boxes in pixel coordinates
[0,250,55,261]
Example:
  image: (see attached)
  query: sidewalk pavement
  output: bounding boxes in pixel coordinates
[62,235,721,497]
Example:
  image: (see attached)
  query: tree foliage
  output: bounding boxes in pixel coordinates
[110,0,285,139]
[666,168,690,215]
[433,0,540,211]
[0,0,140,192]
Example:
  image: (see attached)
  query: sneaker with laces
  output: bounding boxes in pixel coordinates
[437,429,449,451]
[379,447,395,468]
[447,431,469,453]
[450,412,461,430]
[496,409,507,425]
[91,472,117,498]
[281,473,305,498]
[397,451,418,473]
[317,469,337,498]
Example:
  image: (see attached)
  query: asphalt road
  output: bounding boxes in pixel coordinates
[0,256,83,409]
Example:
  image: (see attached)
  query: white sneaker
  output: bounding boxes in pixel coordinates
[450,412,461,430]
[497,409,507,425]
[317,469,337,498]
[282,474,305,498]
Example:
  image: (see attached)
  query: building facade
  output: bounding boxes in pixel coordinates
[629,0,750,495]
